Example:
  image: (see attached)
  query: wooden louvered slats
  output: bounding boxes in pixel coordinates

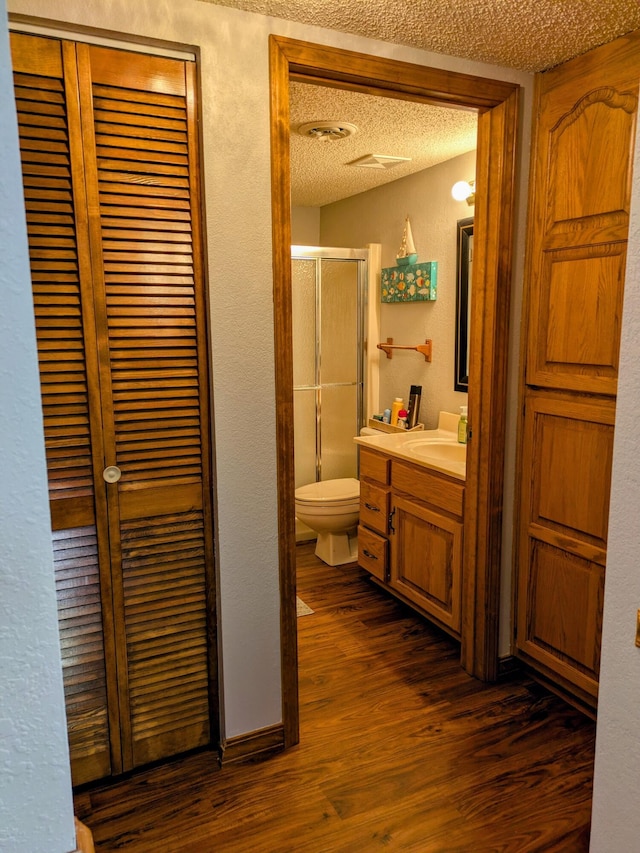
[14,68,95,506]
[104,242,193,256]
[12,41,115,785]
[53,527,110,777]
[98,136,189,157]
[120,513,210,764]
[92,78,203,489]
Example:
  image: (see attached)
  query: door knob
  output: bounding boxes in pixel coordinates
[103,465,122,483]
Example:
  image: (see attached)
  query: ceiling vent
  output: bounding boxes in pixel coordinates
[297,120,358,141]
[347,154,411,170]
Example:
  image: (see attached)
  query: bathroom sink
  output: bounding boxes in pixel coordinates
[403,439,467,464]
[354,415,467,478]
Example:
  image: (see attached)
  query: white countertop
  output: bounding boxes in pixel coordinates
[354,423,466,481]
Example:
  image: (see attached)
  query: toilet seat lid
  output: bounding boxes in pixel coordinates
[295,477,360,503]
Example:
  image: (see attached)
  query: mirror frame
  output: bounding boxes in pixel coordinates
[455,217,474,392]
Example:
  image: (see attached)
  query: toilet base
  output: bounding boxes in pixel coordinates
[314,529,358,566]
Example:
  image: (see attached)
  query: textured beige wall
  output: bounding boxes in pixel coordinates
[590,109,640,853]
[320,150,475,429]
[291,206,320,245]
[0,6,75,850]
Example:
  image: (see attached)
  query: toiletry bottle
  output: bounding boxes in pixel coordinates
[397,409,408,429]
[406,385,422,429]
[391,397,404,427]
[458,405,468,444]
[382,407,392,424]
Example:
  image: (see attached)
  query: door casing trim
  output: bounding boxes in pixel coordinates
[269,35,520,746]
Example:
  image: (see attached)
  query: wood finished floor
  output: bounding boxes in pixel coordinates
[74,543,596,852]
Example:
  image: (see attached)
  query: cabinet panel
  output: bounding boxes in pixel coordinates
[547,90,634,233]
[392,460,464,518]
[528,243,625,393]
[358,525,388,582]
[390,495,462,634]
[522,393,615,552]
[517,540,602,698]
[525,33,640,396]
[516,392,613,700]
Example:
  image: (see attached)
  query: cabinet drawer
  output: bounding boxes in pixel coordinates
[360,448,390,485]
[360,480,390,534]
[358,525,388,582]
[391,460,464,518]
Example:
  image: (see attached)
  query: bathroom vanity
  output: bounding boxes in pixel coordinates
[355,419,465,639]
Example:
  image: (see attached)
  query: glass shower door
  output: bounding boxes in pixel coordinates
[291,247,367,494]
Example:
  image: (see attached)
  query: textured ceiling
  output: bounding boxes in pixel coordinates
[201,0,640,73]
[200,0,640,207]
[290,83,477,207]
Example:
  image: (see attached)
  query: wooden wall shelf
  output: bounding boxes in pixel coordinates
[377,337,433,362]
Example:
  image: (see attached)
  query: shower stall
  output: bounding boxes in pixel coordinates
[291,247,368,526]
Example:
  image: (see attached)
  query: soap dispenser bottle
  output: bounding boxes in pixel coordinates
[458,406,468,444]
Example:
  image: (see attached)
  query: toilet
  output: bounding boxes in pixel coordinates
[294,477,360,566]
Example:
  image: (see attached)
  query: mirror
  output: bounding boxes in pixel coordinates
[455,217,473,392]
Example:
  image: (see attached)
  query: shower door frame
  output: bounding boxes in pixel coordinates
[291,246,368,486]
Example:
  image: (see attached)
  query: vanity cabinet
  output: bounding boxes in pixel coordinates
[358,448,464,637]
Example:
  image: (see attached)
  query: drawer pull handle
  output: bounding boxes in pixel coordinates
[364,503,380,512]
[362,549,378,560]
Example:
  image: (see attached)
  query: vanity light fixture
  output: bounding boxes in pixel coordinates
[451,179,476,205]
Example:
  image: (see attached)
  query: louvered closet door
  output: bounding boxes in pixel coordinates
[11,32,116,785]
[77,44,215,771]
[11,32,216,782]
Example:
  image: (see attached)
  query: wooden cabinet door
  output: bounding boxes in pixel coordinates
[11,32,215,783]
[516,393,614,699]
[390,495,462,635]
[524,31,640,397]
[515,30,640,706]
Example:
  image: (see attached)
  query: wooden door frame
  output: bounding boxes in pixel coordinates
[269,35,520,747]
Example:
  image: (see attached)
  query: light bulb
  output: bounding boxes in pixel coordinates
[451,180,473,202]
